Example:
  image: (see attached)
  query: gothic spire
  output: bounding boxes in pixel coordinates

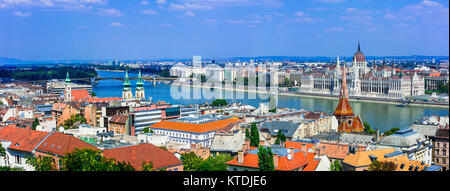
[65,71,71,83]
[358,41,361,52]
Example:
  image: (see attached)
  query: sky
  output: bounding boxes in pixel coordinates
[0,0,448,60]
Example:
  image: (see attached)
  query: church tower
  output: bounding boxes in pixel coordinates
[333,64,364,133]
[122,69,133,100]
[333,56,341,96]
[64,71,72,102]
[135,70,145,100]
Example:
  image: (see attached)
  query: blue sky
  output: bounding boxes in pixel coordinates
[0,0,448,60]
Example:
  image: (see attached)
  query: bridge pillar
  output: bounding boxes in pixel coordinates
[153,78,156,85]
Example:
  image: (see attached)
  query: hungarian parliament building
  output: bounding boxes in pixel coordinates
[299,43,425,100]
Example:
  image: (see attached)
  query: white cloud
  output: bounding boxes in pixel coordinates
[325,27,344,32]
[156,0,166,4]
[110,22,124,27]
[183,11,195,17]
[226,19,246,24]
[14,11,31,17]
[0,0,107,10]
[169,0,283,11]
[98,8,123,17]
[141,9,159,15]
[293,11,316,23]
[316,0,346,3]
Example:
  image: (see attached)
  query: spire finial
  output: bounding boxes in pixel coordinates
[358,41,361,52]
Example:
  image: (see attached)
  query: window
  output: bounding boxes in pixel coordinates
[15,155,22,164]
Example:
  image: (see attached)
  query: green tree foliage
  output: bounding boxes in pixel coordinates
[3,66,97,81]
[32,118,40,131]
[196,154,234,171]
[258,146,275,171]
[0,166,24,171]
[63,114,87,129]
[159,146,168,151]
[0,143,5,157]
[247,123,260,147]
[330,160,342,171]
[143,127,150,134]
[383,127,400,136]
[180,152,203,171]
[26,156,58,171]
[363,121,376,135]
[211,99,228,107]
[142,161,155,171]
[90,92,96,97]
[275,131,286,144]
[369,160,397,171]
[61,148,135,171]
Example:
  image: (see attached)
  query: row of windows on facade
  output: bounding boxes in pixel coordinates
[154,130,214,139]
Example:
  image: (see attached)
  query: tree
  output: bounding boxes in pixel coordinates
[159,146,168,151]
[249,123,260,147]
[63,115,87,129]
[363,121,376,135]
[142,161,155,171]
[245,128,250,139]
[275,131,286,144]
[143,127,150,134]
[61,148,135,171]
[258,146,274,171]
[90,92,96,97]
[384,127,400,136]
[26,156,58,171]
[0,166,24,171]
[180,152,203,171]
[32,118,40,131]
[369,160,397,171]
[0,143,5,157]
[211,99,228,107]
[196,154,234,171]
[330,160,342,171]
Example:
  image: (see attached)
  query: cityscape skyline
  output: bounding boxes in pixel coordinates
[0,0,449,60]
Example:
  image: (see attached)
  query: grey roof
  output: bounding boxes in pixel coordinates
[210,132,245,153]
[340,133,374,145]
[260,121,300,138]
[380,128,426,147]
[409,124,438,138]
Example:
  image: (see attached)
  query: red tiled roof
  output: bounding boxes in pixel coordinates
[35,132,99,156]
[0,126,49,152]
[303,160,320,171]
[316,142,366,160]
[227,141,316,171]
[109,114,128,124]
[86,97,122,103]
[103,144,183,170]
[52,103,67,112]
[71,89,90,101]
[333,98,354,116]
[151,117,240,133]
[338,115,365,133]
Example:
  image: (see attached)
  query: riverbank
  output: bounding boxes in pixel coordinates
[172,82,449,108]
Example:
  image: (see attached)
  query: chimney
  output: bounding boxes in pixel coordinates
[301,144,307,152]
[273,154,279,168]
[245,138,250,150]
[238,150,244,164]
[376,128,380,142]
[289,147,294,159]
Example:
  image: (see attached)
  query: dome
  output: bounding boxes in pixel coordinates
[380,128,426,147]
[353,42,366,63]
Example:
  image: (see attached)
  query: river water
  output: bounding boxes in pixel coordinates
[93,71,449,132]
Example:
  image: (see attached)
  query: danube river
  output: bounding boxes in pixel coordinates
[93,71,449,133]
